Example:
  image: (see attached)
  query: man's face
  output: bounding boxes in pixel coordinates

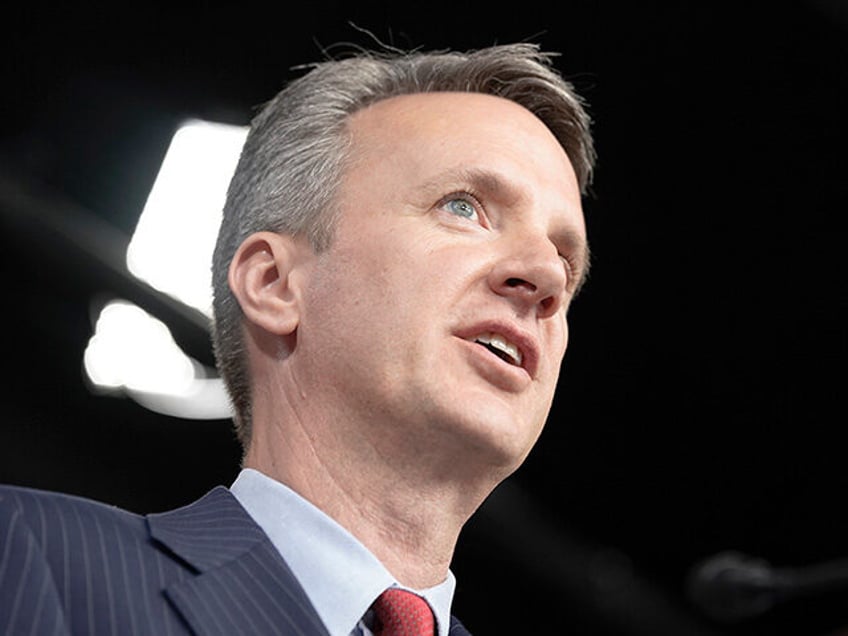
[293,92,587,478]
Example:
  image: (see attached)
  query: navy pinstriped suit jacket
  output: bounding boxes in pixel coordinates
[0,485,472,636]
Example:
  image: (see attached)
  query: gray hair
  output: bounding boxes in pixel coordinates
[211,42,597,447]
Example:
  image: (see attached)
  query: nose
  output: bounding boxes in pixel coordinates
[488,237,567,319]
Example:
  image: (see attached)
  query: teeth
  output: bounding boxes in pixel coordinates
[474,332,523,366]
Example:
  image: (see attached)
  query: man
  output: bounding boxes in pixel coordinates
[0,42,595,635]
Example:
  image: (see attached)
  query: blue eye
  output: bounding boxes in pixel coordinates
[444,198,478,221]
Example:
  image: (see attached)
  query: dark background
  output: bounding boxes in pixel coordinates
[1,2,846,634]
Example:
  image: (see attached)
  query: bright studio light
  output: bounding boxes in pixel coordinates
[84,119,246,419]
[126,119,247,317]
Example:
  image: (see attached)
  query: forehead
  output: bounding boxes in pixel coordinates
[344,91,584,229]
[347,91,568,159]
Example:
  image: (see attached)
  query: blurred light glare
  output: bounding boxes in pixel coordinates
[84,301,195,394]
[126,119,248,317]
[83,301,233,420]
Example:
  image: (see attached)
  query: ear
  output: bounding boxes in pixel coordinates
[228,231,310,336]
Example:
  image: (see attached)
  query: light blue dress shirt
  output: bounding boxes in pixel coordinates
[230,468,456,636]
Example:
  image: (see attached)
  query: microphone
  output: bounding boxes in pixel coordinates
[685,550,848,622]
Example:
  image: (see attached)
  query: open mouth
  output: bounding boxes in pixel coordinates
[473,332,523,367]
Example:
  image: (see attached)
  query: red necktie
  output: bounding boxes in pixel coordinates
[371,588,435,636]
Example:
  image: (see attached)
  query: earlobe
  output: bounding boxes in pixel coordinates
[228,231,307,336]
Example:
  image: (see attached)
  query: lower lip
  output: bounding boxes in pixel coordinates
[457,338,531,392]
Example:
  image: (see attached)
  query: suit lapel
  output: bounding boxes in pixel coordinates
[449,615,473,636]
[148,487,330,636]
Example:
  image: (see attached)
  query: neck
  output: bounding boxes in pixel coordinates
[244,400,503,589]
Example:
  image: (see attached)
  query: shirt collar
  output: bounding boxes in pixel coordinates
[230,468,456,636]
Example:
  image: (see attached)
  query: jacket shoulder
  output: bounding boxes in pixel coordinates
[0,483,146,542]
[0,484,204,635]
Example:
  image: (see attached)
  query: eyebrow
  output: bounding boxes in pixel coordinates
[415,167,520,205]
[416,167,591,294]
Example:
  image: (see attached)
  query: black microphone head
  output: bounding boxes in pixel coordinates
[685,550,791,622]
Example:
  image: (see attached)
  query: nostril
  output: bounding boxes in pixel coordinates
[505,277,535,290]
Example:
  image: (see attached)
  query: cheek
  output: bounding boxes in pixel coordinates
[549,309,569,348]
[307,245,424,338]
[542,317,569,380]
[560,318,570,356]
